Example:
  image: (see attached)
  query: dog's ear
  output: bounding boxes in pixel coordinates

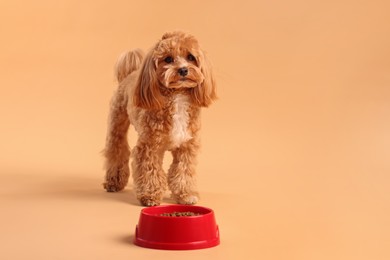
[190,50,217,107]
[133,49,165,110]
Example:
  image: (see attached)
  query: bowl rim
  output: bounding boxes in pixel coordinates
[141,204,214,218]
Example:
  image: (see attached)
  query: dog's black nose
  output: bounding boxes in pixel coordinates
[178,67,188,77]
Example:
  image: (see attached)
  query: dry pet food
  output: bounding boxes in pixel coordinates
[160,212,201,217]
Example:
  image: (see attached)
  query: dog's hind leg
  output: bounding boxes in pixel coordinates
[103,85,130,192]
[102,49,144,192]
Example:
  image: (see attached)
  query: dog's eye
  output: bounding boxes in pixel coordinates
[164,56,174,63]
[187,54,196,61]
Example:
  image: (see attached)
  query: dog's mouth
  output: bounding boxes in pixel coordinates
[168,78,197,88]
[176,77,195,82]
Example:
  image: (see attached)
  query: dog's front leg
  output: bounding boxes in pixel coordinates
[168,139,200,205]
[132,141,167,207]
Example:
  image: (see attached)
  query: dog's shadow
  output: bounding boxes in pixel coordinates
[29,173,175,206]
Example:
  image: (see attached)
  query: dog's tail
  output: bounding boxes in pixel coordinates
[103,49,144,192]
[115,49,144,83]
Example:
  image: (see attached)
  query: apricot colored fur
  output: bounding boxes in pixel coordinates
[103,31,216,206]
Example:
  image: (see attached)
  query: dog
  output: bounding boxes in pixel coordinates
[103,31,217,206]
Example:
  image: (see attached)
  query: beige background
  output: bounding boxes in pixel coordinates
[1,0,390,259]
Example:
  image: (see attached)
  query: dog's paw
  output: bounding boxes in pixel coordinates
[103,167,129,192]
[103,182,126,192]
[103,182,124,192]
[139,197,161,207]
[177,195,199,205]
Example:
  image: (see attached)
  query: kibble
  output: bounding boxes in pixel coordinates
[160,211,201,217]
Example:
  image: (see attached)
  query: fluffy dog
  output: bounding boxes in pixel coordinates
[103,31,217,206]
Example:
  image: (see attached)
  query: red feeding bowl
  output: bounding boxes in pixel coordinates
[134,205,220,250]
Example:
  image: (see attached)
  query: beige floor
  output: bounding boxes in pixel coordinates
[1,0,390,259]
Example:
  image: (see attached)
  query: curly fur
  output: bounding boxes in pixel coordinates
[103,31,217,206]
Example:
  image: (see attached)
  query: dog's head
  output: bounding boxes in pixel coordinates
[134,31,217,109]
